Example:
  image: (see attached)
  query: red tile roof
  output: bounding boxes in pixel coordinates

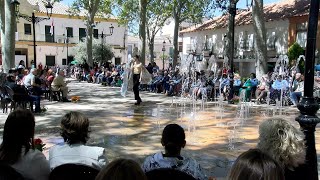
[180,0,311,34]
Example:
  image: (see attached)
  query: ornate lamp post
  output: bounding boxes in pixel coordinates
[295,0,320,179]
[162,40,166,70]
[11,0,53,67]
[100,24,114,64]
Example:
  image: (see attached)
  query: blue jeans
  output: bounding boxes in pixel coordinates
[290,91,302,105]
[29,95,41,113]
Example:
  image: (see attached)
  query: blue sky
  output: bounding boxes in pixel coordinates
[61,0,282,8]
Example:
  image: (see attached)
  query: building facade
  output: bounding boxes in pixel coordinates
[179,0,319,76]
[5,0,127,68]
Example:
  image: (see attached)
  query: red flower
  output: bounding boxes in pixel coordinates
[34,138,43,145]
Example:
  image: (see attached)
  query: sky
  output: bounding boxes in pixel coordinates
[61,0,283,8]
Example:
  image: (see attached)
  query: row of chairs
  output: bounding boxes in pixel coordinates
[0,85,63,113]
[0,163,196,180]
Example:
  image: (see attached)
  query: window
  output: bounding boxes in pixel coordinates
[93,29,98,39]
[239,31,247,50]
[62,58,67,65]
[79,28,86,41]
[128,45,133,55]
[45,25,54,42]
[204,35,209,50]
[66,27,73,37]
[296,22,308,48]
[46,56,55,66]
[115,58,121,65]
[169,47,174,57]
[267,31,276,50]
[247,33,254,51]
[178,42,183,52]
[24,24,31,35]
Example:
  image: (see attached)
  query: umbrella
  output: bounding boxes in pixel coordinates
[70,60,78,65]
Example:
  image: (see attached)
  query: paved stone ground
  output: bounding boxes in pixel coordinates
[0,79,320,179]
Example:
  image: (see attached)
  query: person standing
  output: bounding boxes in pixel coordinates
[132,55,143,105]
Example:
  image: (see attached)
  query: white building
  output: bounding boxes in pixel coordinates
[12,0,127,68]
[179,0,313,76]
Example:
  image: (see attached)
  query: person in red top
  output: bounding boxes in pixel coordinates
[38,63,43,71]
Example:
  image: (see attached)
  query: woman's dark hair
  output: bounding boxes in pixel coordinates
[95,159,147,180]
[228,149,284,180]
[161,124,186,155]
[0,109,35,164]
[60,111,90,145]
[135,55,140,59]
[250,73,256,78]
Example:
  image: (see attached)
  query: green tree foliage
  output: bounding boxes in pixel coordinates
[75,39,114,64]
[67,0,113,66]
[288,42,305,62]
[146,0,171,63]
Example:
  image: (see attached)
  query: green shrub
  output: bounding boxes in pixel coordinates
[288,42,304,62]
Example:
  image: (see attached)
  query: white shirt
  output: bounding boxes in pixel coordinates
[12,148,50,180]
[142,152,206,180]
[49,143,107,170]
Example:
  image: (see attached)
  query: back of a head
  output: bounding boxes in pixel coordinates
[60,111,89,145]
[95,159,147,180]
[0,109,35,164]
[228,149,284,180]
[161,124,186,154]
[257,118,305,169]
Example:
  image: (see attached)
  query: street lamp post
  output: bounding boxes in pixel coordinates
[100,24,114,64]
[162,40,166,71]
[295,0,320,179]
[11,0,53,67]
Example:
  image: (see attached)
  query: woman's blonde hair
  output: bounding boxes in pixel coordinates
[257,118,305,170]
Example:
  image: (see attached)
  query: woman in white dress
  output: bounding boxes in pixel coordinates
[142,124,207,180]
[49,111,107,170]
[0,109,50,180]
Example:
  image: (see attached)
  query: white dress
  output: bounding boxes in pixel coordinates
[12,148,50,180]
[49,143,107,170]
[142,152,207,180]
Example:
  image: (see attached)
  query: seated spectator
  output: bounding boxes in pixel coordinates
[249,73,258,99]
[233,74,241,96]
[228,149,284,180]
[220,74,230,100]
[256,75,270,103]
[23,68,37,89]
[0,109,50,180]
[257,118,305,180]
[51,70,70,102]
[142,124,206,180]
[240,78,252,102]
[271,75,287,101]
[290,73,304,106]
[49,111,107,170]
[96,159,147,180]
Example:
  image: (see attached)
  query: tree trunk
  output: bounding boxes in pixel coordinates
[173,11,179,69]
[86,18,94,67]
[0,0,5,69]
[3,0,16,73]
[148,38,155,63]
[139,0,147,65]
[252,0,268,78]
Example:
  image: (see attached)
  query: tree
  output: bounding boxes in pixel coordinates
[1,0,17,73]
[0,0,5,70]
[139,0,147,65]
[68,0,113,67]
[74,39,114,64]
[146,0,170,63]
[170,0,214,68]
[252,0,267,78]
